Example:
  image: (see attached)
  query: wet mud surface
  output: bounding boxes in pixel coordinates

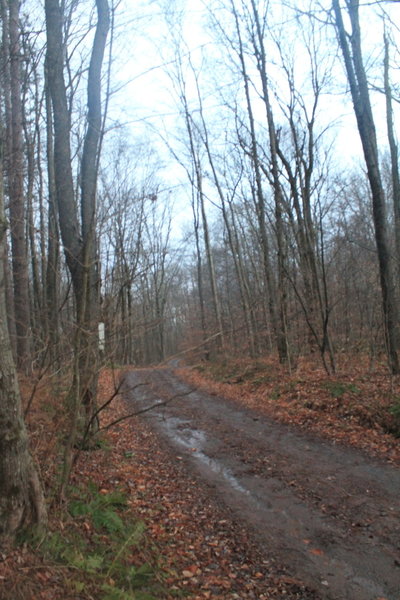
[122,367,400,600]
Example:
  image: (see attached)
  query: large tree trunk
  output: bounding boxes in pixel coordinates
[333,0,400,373]
[77,0,109,428]
[45,0,109,402]
[0,0,16,358]
[45,0,109,493]
[0,129,46,544]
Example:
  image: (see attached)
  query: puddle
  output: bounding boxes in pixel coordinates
[160,416,251,497]
[162,417,207,449]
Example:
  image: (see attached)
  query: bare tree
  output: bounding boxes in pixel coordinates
[332,0,400,373]
[45,0,110,493]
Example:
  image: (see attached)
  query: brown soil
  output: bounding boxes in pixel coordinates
[122,365,400,600]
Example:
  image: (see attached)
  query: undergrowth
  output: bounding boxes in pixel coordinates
[323,381,361,398]
[388,398,400,437]
[34,483,169,600]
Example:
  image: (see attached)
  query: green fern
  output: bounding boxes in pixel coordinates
[72,580,86,593]
[101,584,136,600]
[61,548,104,573]
[101,586,157,600]
[126,563,154,589]
[324,381,360,398]
[37,484,166,599]
[106,522,146,578]
[69,487,127,534]
[92,507,124,533]
[68,500,90,517]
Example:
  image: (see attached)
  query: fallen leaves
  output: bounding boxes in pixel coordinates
[178,357,400,465]
[182,564,201,578]
[8,360,397,600]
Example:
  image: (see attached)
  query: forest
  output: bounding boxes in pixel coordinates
[0,1,400,599]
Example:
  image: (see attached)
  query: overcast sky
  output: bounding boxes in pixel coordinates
[106,0,400,235]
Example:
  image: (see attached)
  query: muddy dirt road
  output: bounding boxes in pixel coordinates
[122,367,400,600]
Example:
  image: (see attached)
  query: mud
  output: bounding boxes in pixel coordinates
[122,367,400,600]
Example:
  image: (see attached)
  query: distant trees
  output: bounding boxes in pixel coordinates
[0,0,398,378]
[153,0,400,372]
[0,0,393,379]
[163,0,336,369]
[98,135,184,366]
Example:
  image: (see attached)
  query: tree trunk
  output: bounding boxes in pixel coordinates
[191,190,209,357]
[8,0,31,371]
[45,63,61,367]
[182,91,225,351]
[333,0,400,373]
[0,126,46,544]
[77,0,109,428]
[0,0,15,358]
[384,33,400,277]
[45,0,109,493]
[249,0,292,365]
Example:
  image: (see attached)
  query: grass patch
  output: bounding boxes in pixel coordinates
[270,388,281,401]
[35,483,169,600]
[386,398,400,437]
[323,381,361,398]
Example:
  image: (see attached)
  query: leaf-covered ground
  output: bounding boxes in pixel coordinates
[178,357,400,465]
[0,368,315,599]
[1,357,399,599]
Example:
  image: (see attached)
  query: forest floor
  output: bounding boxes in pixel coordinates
[0,357,399,600]
[178,356,400,465]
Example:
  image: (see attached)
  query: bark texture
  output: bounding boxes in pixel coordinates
[0,131,46,544]
[45,0,109,417]
[8,0,31,370]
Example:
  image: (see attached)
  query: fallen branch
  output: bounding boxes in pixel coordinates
[78,381,150,453]
[99,388,195,432]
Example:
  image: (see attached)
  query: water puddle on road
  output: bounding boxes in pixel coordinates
[159,416,251,496]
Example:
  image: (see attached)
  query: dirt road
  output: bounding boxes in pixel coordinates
[122,367,400,600]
